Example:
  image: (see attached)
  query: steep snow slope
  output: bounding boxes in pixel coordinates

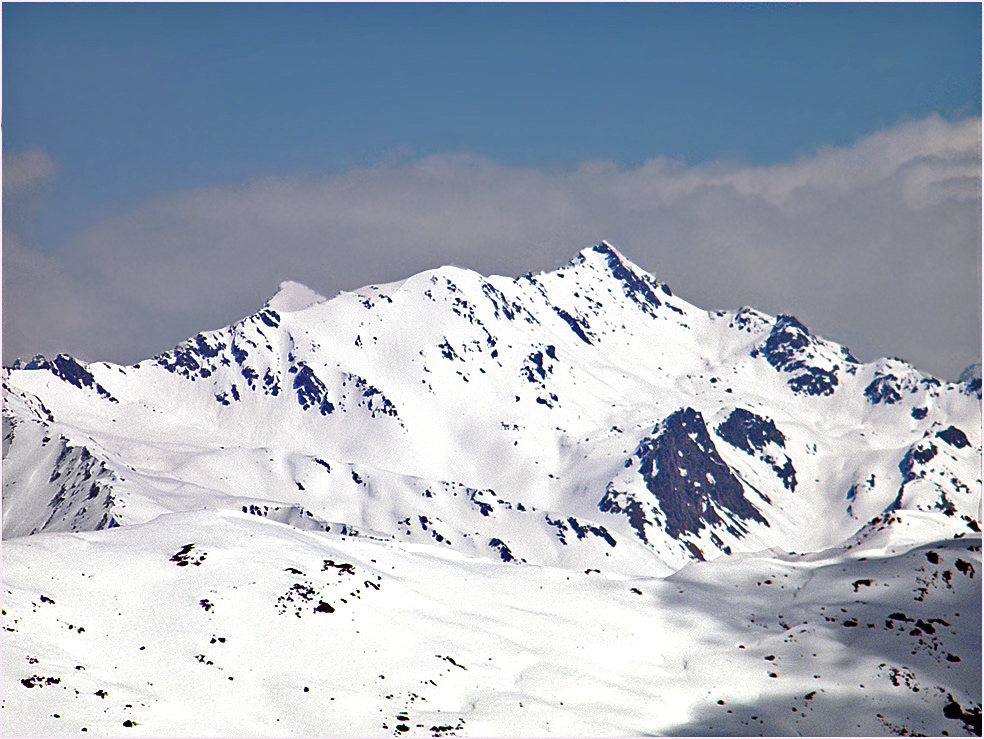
[4,243,979,571]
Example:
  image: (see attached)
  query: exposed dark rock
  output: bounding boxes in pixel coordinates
[590,243,665,316]
[752,315,840,396]
[630,408,767,540]
[865,374,904,405]
[346,373,399,419]
[323,560,356,575]
[565,517,617,547]
[955,559,976,578]
[544,515,569,545]
[292,364,335,416]
[552,306,593,344]
[787,368,839,397]
[21,675,60,688]
[730,307,769,333]
[937,426,971,449]
[900,442,939,483]
[716,408,797,491]
[469,491,493,517]
[943,696,981,735]
[488,538,518,563]
[257,309,280,328]
[716,408,786,453]
[598,485,651,544]
[171,543,206,567]
[26,355,117,401]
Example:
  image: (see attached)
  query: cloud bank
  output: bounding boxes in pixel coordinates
[4,115,981,379]
[3,148,57,194]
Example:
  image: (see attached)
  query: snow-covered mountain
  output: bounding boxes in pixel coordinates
[3,243,981,736]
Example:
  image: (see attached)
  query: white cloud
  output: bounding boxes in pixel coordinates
[3,147,57,194]
[3,116,980,379]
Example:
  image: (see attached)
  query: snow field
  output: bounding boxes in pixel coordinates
[3,508,979,736]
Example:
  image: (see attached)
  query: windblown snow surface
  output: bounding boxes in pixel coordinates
[3,243,981,736]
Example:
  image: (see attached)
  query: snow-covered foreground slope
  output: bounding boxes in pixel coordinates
[3,242,981,735]
[3,509,980,737]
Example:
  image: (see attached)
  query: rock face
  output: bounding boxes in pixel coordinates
[716,407,797,492]
[752,314,856,397]
[600,408,767,557]
[3,242,981,572]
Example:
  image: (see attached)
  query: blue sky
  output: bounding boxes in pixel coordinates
[3,3,982,378]
[5,2,980,246]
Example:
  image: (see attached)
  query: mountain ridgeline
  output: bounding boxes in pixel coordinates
[3,243,981,572]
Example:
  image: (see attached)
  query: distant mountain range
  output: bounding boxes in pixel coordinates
[3,243,980,736]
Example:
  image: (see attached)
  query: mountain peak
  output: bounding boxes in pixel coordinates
[558,241,673,310]
[265,280,325,313]
[568,241,628,268]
